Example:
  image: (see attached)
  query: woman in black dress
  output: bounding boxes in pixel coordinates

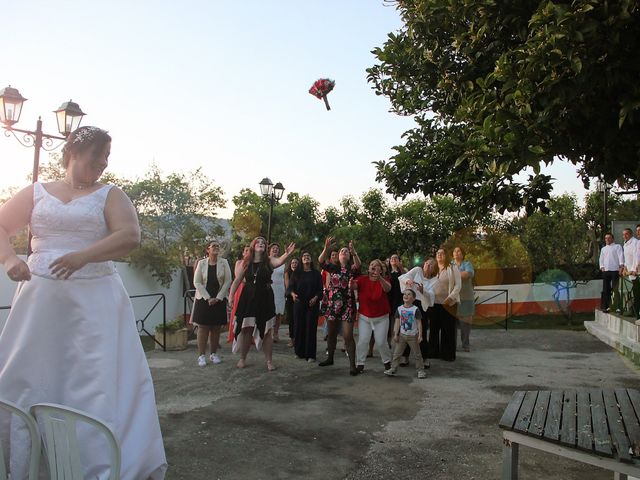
[229,236,295,371]
[192,241,232,367]
[284,257,300,347]
[287,252,323,362]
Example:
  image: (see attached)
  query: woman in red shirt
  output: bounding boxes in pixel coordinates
[353,259,392,373]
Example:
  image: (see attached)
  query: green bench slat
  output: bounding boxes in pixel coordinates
[576,390,593,451]
[560,390,577,447]
[603,389,632,462]
[499,390,525,430]
[514,391,539,433]
[619,389,640,457]
[529,391,550,437]
[589,389,613,457]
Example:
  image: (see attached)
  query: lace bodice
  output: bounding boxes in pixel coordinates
[28,182,117,279]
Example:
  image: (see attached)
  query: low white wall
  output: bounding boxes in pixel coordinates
[475,280,601,304]
[0,257,185,332]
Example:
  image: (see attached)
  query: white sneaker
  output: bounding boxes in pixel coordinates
[383,368,397,376]
[197,355,207,367]
[210,353,221,364]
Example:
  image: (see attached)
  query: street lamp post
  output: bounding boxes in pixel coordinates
[259,177,285,244]
[0,85,86,184]
[596,178,612,246]
[1,85,86,254]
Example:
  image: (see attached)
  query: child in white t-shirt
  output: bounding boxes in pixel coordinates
[384,289,426,379]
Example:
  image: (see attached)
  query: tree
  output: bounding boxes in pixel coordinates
[518,194,592,276]
[124,166,226,286]
[368,0,640,216]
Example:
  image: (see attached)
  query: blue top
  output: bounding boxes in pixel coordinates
[454,260,475,301]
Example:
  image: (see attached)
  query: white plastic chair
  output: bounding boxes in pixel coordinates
[0,398,41,480]
[30,403,121,480]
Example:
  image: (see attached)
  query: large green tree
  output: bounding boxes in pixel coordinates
[368,0,640,215]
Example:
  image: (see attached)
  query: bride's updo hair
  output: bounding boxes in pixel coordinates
[61,126,111,169]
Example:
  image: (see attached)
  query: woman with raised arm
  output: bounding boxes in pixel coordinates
[398,257,438,365]
[318,236,362,375]
[287,251,323,362]
[0,126,166,479]
[229,236,295,371]
[269,243,286,342]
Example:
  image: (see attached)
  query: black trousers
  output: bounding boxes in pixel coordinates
[601,271,619,310]
[293,302,319,360]
[285,298,294,338]
[428,303,457,361]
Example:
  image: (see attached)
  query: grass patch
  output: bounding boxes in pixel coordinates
[474,312,593,331]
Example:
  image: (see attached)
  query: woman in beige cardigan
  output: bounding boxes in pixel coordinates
[428,248,461,361]
[192,241,232,366]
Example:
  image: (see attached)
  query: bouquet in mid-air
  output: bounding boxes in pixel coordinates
[309,78,335,110]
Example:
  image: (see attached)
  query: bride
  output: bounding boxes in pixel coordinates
[0,126,167,479]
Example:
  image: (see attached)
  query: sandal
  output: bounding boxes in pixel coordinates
[236,359,246,369]
[287,340,294,348]
[267,361,276,372]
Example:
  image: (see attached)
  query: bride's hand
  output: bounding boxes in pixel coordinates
[5,255,31,282]
[49,252,89,280]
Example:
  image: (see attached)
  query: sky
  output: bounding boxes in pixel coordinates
[1,0,587,218]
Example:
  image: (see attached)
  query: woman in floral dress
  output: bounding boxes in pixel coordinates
[318,236,361,375]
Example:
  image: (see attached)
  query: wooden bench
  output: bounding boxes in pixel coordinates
[499,389,640,479]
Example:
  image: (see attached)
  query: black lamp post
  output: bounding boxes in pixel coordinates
[0,85,86,184]
[259,177,285,244]
[596,178,611,246]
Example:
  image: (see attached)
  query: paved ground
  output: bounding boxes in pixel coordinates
[146,327,640,480]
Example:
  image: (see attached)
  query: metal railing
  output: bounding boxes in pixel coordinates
[130,293,166,351]
[473,288,510,330]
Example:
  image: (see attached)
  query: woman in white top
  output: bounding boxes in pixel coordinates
[398,257,437,363]
[429,248,461,361]
[269,243,286,341]
[192,240,232,366]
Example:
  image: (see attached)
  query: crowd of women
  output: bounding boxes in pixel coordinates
[192,235,476,378]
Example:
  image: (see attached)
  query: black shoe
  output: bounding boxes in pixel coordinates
[349,369,359,376]
[319,359,334,367]
[384,362,391,371]
[356,365,365,373]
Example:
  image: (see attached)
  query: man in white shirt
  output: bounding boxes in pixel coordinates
[599,233,624,312]
[623,228,638,278]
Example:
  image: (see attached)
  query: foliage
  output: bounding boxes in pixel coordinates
[368,0,640,216]
[124,165,225,287]
[517,194,594,276]
[155,316,187,333]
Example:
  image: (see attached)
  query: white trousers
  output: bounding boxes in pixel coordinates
[356,314,391,366]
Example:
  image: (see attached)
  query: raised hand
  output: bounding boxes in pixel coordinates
[324,236,335,249]
[285,242,296,255]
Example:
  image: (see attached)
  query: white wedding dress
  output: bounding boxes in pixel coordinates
[0,182,167,479]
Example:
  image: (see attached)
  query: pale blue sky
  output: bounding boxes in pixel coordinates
[1,0,586,217]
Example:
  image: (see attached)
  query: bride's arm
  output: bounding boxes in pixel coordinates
[0,185,35,281]
[49,187,140,278]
